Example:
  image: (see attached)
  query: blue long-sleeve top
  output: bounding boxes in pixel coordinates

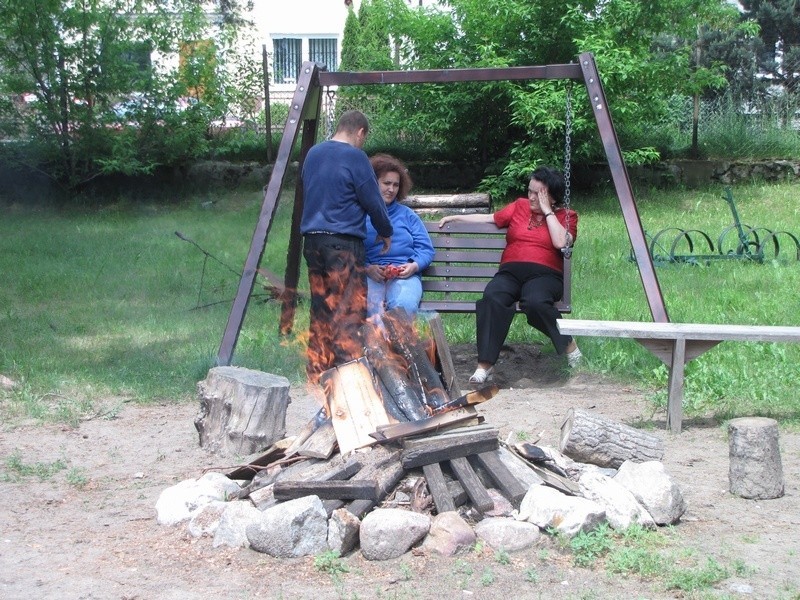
[300,140,393,239]
[365,200,434,271]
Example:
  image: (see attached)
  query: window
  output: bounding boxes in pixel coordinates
[272,37,339,84]
[309,38,338,72]
[273,38,302,84]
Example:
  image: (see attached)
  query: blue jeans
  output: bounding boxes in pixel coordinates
[367,275,423,322]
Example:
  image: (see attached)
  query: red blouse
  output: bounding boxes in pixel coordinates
[493,198,578,273]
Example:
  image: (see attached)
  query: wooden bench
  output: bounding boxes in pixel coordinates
[555,319,800,433]
[419,221,572,314]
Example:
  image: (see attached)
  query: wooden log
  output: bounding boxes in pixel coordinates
[364,343,428,421]
[273,480,379,501]
[400,193,491,209]
[422,462,456,514]
[401,429,499,469]
[558,408,665,469]
[728,417,784,499]
[449,456,494,513]
[403,424,498,448]
[195,366,290,457]
[472,451,529,508]
[297,418,338,459]
[383,308,449,410]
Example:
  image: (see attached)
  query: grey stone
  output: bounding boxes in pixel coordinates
[155,472,242,526]
[614,460,687,525]
[421,512,476,556]
[517,484,606,538]
[474,517,541,552]
[578,470,656,530]
[327,508,361,556]
[360,508,430,560]
[246,495,329,557]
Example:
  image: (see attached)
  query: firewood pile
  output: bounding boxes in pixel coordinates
[178,310,693,559]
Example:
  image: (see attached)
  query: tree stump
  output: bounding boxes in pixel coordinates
[195,366,290,457]
[559,408,665,469]
[728,417,784,499]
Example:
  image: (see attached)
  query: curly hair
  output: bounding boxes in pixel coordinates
[370,154,413,201]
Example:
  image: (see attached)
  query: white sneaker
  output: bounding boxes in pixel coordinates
[469,366,494,384]
[566,348,583,368]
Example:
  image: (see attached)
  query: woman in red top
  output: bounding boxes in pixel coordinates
[438,166,581,384]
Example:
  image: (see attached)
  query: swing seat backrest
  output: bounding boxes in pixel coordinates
[418,221,572,314]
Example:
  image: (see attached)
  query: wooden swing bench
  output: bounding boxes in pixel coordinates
[418,221,572,314]
[556,319,800,434]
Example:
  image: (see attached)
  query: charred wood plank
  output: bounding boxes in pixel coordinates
[273,480,379,501]
[284,406,327,458]
[401,430,499,469]
[403,424,499,448]
[472,451,529,508]
[364,342,428,421]
[422,462,456,514]
[448,456,494,513]
[297,418,337,459]
[370,410,483,443]
[226,436,294,481]
[346,455,405,518]
[425,313,461,399]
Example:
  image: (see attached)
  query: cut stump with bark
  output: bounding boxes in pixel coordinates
[195,366,290,457]
[558,408,664,469]
[729,417,784,499]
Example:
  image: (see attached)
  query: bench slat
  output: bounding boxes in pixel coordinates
[420,220,571,315]
[557,319,800,342]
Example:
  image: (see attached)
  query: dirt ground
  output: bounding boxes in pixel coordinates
[1,343,799,600]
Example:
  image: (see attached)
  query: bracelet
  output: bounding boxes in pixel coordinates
[544,212,555,218]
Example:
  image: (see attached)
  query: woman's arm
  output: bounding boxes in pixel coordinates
[437,213,495,228]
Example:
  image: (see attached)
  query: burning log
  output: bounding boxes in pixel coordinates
[364,343,428,422]
[383,308,449,410]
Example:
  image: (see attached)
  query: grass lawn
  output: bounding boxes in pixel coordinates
[1,179,798,426]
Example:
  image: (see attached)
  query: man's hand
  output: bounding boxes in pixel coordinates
[376,235,392,254]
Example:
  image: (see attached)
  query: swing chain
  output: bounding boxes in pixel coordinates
[562,83,574,259]
[324,88,336,140]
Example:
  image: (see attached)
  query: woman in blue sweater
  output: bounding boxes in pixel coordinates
[364,154,434,324]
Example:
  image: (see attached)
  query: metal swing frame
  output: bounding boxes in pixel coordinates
[215,51,668,366]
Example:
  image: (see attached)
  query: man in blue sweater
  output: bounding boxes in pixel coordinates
[300,110,393,383]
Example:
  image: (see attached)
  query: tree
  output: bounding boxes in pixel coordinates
[0,0,253,191]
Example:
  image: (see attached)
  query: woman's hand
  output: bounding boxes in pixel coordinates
[366,264,385,282]
[437,215,453,228]
[396,261,419,279]
[536,189,554,214]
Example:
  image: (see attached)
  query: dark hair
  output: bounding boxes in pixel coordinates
[530,166,565,207]
[370,153,413,200]
[336,109,369,135]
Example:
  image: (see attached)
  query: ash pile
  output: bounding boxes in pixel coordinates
[156,313,687,560]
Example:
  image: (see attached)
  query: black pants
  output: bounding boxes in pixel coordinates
[302,233,367,383]
[476,262,573,365]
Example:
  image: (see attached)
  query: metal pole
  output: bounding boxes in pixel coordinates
[262,44,273,163]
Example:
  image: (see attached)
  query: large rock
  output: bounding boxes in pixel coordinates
[360,508,430,560]
[474,517,541,553]
[246,495,329,557]
[155,472,242,526]
[614,460,686,525]
[578,470,656,530]
[517,485,606,538]
[421,512,476,556]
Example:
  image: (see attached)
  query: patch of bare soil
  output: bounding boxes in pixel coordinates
[1,344,798,600]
